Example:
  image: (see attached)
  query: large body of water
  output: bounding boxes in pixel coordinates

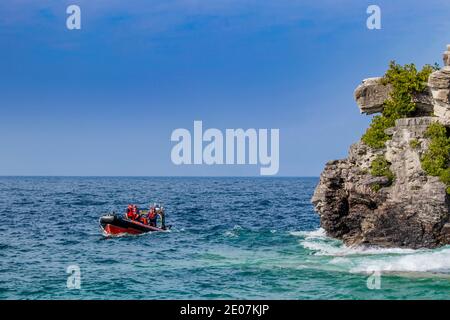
[0,177,449,299]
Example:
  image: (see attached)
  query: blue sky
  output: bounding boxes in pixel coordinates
[1,0,450,176]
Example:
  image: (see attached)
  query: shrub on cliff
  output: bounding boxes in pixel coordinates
[440,168,450,193]
[361,115,395,149]
[421,122,450,194]
[370,155,395,188]
[362,62,438,149]
[409,139,421,149]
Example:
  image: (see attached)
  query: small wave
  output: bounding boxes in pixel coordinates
[290,228,326,238]
[224,230,238,238]
[71,200,108,206]
[0,243,12,250]
[13,201,35,205]
[223,225,246,238]
[258,199,271,206]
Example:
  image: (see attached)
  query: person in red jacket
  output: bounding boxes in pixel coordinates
[148,206,157,227]
[132,205,139,220]
[126,204,134,220]
[140,214,148,225]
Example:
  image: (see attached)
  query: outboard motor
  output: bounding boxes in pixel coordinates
[99,213,115,225]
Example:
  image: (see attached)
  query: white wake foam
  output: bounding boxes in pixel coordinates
[349,248,450,273]
[291,228,450,273]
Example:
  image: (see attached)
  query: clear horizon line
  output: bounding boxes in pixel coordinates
[0,175,319,178]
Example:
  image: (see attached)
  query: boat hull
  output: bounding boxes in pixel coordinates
[100,214,166,236]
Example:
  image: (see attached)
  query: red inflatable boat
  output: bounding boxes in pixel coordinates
[100,214,169,236]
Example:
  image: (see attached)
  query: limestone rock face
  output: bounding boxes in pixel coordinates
[312,46,450,249]
[354,78,391,114]
[444,45,450,67]
[429,67,450,125]
[354,78,434,116]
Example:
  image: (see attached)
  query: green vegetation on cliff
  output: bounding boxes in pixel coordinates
[409,139,421,149]
[421,122,450,194]
[362,62,438,149]
[370,155,394,191]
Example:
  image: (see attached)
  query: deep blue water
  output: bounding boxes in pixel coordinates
[1,177,450,300]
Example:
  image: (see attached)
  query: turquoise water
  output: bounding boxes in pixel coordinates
[0,177,449,299]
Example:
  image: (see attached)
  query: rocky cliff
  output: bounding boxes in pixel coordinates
[312,45,450,249]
